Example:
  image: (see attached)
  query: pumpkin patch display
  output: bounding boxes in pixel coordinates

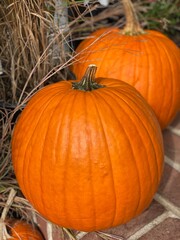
[12,65,164,232]
[72,0,180,129]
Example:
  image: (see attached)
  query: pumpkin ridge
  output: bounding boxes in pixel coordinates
[117,88,162,212]
[94,87,159,221]
[97,35,120,73]
[62,90,92,227]
[120,91,160,195]
[167,45,180,111]
[41,89,84,227]
[143,34,169,123]
[94,89,147,218]
[84,93,97,230]
[112,35,134,81]
[89,92,118,227]
[14,87,71,215]
[57,89,111,230]
[137,34,151,103]
[133,32,179,128]
[117,86,163,171]
[126,90,162,184]
[24,91,69,212]
[130,36,142,88]
[39,90,79,221]
[155,36,173,123]
[13,92,61,204]
[78,32,121,76]
[121,34,156,103]
[62,90,85,228]
[12,84,69,163]
[99,88,162,191]
[155,38,178,123]
[158,35,179,126]
[12,91,53,175]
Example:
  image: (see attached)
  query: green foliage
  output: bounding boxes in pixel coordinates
[142,0,180,35]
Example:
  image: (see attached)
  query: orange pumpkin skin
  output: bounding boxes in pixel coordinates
[72,27,180,129]
[10,221,43,240]
[12,74,164,232]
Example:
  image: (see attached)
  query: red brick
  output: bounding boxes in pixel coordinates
[79,232,101,240]
[139,217,180,240]
[163,129,180,163]
[158,163,180,207]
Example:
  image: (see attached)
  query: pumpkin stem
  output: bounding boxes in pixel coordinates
[121,0,145,35]
[72,64,105,91]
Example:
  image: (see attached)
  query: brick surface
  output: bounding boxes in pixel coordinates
[158,163,180,207]
[139,217,180,240]
[163,129,180,163]
[79,232,101,240]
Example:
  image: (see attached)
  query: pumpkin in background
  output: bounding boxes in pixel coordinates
[9,220,44,240]
[12,65,164,232]
[72,0,180,129]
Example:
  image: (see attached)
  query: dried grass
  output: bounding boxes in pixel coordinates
[0,0,67,103]
[0,1,123,238]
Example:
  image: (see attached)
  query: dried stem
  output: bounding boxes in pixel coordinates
[76,231,88,240]
[0,188,17,239]
[121,0,145,35]
[72,64,105,91]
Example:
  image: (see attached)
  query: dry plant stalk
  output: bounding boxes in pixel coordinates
[0,0,49,102]
[0,188,17,240]
[0,0,74,104]
[121,0,145,34]
[0,1,102,105]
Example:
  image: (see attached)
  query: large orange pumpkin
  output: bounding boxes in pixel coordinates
[72,0,180,129]
[8,220,44,240]
[12,65,164,232]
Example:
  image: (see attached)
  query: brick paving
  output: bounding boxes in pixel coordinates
[35,112,180,240]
